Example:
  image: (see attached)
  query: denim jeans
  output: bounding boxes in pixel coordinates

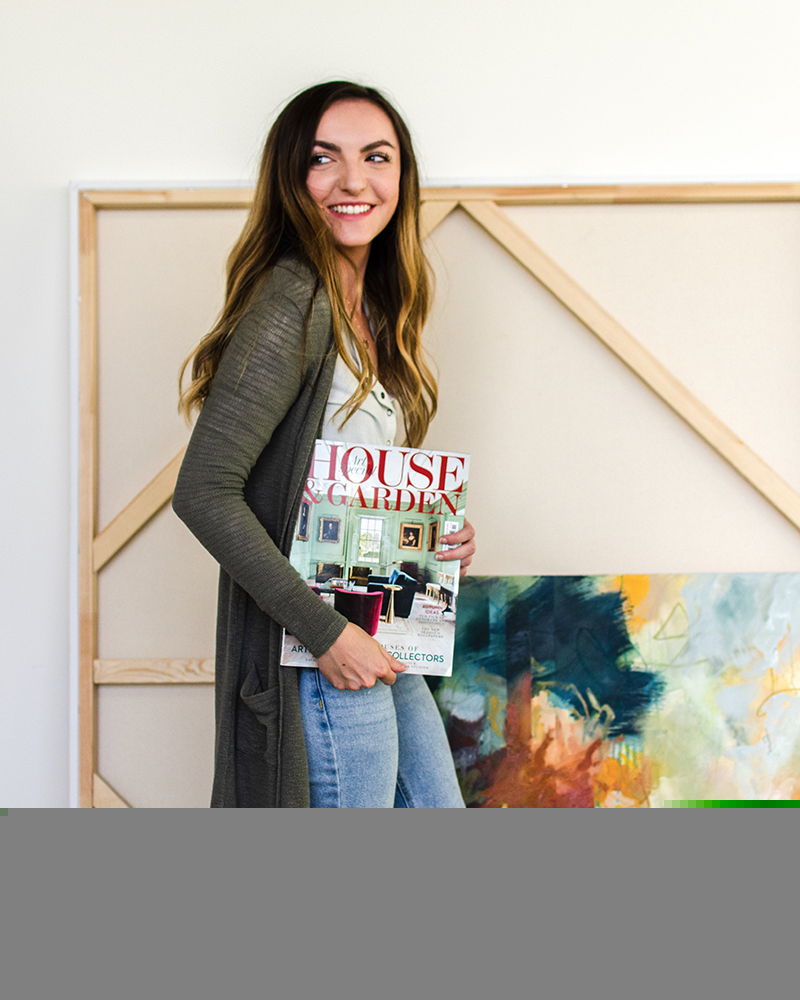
[298,668,465,808]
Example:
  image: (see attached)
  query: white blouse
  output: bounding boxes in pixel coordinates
[320,339,397,448]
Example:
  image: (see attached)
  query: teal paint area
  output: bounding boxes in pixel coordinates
[434,574,800,808]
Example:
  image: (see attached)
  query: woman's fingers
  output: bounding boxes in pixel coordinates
[438,518,475,553]
[317,623,408,690]
[437,518,476,577]
[440,519,475,546]
[378,650,407,686]
[437,520,476,561]
[437,541,475,561]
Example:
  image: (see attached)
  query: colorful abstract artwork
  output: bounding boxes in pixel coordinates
[434,575,800,807]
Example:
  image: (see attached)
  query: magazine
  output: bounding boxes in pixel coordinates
[281,439,470,676]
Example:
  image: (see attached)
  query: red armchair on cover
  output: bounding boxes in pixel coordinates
[333,588,384,637]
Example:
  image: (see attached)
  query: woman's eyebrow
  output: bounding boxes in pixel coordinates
[312,139,396,153]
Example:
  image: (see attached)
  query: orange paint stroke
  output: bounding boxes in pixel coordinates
[612,575,651,634]
[479,677,605,808]
[755,686,800,719]
[595,753,657,808]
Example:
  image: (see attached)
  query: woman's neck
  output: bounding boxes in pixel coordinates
[335,244,378,368]
[336,245,370,314]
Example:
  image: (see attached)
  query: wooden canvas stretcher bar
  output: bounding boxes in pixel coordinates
[78,183,800,806]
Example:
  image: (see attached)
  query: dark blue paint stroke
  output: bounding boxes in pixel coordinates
[454,576,493,658]
[512,576,663,736]
[448,577,663,739]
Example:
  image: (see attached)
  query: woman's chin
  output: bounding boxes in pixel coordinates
[331,235,374,257]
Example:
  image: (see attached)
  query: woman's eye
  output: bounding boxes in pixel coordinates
[367,153,390,163]
[310,153,332,166]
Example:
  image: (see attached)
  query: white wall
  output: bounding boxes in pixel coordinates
[3,0,800,807]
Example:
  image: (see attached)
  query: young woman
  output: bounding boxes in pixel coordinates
[173,81,475,808]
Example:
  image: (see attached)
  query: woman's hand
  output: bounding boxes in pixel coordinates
[316,622,408,690]
[436,518,476,577]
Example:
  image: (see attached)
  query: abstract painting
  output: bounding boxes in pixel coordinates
[434,575,800,807]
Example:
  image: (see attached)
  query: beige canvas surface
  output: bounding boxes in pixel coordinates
[96,207,248,529]
[97,685,214,809]
[425,205,800,574]
[505,202,800,497]
[93,197,800,806]
[96,207,245,807]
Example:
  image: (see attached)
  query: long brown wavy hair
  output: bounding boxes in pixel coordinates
[179,81,437,447]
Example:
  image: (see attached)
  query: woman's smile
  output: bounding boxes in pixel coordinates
[328,203,375,216]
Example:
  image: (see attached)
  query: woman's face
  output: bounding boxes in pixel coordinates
[306,99,401,254]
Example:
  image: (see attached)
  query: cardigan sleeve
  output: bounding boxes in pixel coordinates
[172,263,348,659]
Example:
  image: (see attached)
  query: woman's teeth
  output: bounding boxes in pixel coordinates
[330,204,372,215]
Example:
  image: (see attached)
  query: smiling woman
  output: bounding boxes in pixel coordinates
[306,99,402,375]
[173,81,475,808]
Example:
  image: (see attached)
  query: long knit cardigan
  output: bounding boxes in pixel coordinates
[173,257,349,807]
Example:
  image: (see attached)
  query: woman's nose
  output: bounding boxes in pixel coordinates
[340,159,367,194]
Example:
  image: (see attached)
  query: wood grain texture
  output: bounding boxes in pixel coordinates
[93,773,131,808]
[461,199,800,533]
[93,448,186,571]
[82,188,254,209]
[81,184,800,212]
[424,183,800,204]
[94,658,215,684]
[79,194,99,808]
[420,200,457,239]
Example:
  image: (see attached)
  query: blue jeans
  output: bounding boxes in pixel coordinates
[298,669,465,808]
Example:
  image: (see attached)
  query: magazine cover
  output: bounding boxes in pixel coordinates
[281,439,470,676]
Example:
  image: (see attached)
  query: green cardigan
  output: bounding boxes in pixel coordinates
[173,257,348,807]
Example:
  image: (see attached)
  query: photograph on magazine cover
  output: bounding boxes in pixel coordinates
[282,439,470,676]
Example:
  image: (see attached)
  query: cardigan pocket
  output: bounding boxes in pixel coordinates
[238,664,280,745]
[236,663,281,806]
